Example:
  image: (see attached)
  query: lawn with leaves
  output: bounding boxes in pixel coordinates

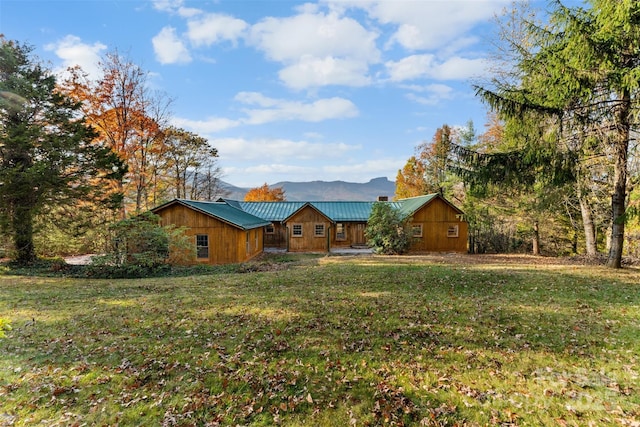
[1,255,639,426]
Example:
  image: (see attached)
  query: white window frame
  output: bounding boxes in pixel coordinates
[314,223,325,237]
[292,223,303,237]
[196,234,209,259]
[411,224,423,238]
[447,224,459,238]
[336,223,346,241]
[265,225,275,234]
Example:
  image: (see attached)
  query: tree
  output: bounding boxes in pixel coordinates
[365,202,411,254]
[395,156,428,199]
[61,52,170,216]
[244,183,286,201]
[161,126,220,200]
[474,1,640,267]
[0,38,120,264]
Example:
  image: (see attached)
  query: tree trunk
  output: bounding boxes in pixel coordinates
[13,203,36,264]
[579,196,598,256]
[606,90,630,269]
[532,221,540,255]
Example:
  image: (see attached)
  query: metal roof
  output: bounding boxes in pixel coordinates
[238,201,306,221]
[232,194,448,222]
[154,193,462,227]
[152,199,272,230]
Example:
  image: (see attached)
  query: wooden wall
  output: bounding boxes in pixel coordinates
[329,222,367,248]
[408,198,468,252]
[156,204,263,265]
[264,222,287,248]
[285,206,331,252]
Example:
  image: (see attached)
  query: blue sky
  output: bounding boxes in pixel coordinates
[3,0,524,187]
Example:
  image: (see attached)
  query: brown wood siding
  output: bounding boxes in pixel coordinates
[330,222,368,248]
[155,204,263,265]
[264,222,287,248]
[408,198,468,252]
[286,206,331,252]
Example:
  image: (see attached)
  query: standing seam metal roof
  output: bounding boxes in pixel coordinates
[233,194,446,222]
[153,199,272,230]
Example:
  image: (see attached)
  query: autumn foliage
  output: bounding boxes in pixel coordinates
[244,183,286,201]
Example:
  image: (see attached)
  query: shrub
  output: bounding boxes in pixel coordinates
[86,212,176,278]
[365,202,411,254]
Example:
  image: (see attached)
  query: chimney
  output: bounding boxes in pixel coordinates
[377,196,389,202]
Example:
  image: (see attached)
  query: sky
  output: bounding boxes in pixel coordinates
[3,0,527,188]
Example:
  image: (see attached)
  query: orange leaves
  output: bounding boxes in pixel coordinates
[244,183,286,201]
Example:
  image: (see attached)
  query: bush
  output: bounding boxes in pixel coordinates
[365,202,411,255]
[85,212,178,278]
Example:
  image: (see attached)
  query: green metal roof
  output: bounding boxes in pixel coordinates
[153,199,272,230]
[230,194,449,222]
[396,194,439,217]
[172,193,463,225]
[237,201,306,221]
[311,201,377,221]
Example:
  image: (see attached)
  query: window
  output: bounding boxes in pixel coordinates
[265,225,275,234]
[447,224,459,238]
[336,223,346,240]
[314,223,325,237]
[411,224,423,238]
[292,223,303,237]
[196,234,209,259]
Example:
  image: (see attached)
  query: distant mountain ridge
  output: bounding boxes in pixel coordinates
[220,177,396,201]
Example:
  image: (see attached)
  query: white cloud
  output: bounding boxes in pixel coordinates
[186,13,248,47]
[278,55,371,89]
[352,0,509,51]
[211,137,360,161]
[151,0,201,18]
[404,84,454,105]
[172,116,241,134]
[235,92,359,124]
[152,26,192,64]
[173,93,359,135]
[385,54,434,82]
[386,54,489,82]
[248,9,379,89]
[44,35,106,78]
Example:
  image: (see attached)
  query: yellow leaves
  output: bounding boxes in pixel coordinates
[244,182,286,201]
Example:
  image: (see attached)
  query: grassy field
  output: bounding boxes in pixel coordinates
[1,254,639,426]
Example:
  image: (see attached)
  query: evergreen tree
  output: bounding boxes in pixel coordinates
[472,1,640,267]
[0,38,120,264]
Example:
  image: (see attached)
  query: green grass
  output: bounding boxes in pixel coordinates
[1,255,639,426]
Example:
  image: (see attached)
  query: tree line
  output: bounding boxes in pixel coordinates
[0,38,226,264]
[2,1,639,268]
[396,0,640,268]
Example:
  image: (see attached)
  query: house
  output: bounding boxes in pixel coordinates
[397,194,468,253]
[151,199,271,265]
[152,193,468,264]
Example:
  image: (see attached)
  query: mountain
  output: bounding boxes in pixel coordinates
[220,177,396,201]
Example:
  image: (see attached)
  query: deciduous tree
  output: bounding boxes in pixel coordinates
[244,183,286,201]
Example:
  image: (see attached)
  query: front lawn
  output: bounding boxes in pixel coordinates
[1,255,638,426]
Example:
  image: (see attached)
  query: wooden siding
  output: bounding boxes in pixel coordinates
[155,204,263,265]
[408,197,468,252]
[285,206,331,252]
[264,222,287,248]
[330,222,368,248]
